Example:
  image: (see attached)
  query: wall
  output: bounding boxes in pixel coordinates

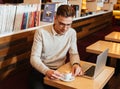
[72,12,112,39]
[0,30,35,80]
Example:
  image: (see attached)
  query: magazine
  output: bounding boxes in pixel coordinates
[41,3,56,22]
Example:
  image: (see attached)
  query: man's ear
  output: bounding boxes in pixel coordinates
[54,15,57,22]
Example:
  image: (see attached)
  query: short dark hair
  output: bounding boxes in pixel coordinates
[56,5,75,17]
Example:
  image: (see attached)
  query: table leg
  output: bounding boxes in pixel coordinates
[103,82,109,89]
[107,57,120,76]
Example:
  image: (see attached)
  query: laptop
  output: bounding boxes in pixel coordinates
[83,48,109,79]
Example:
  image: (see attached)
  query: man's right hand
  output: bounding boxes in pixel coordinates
[46,70,63,80]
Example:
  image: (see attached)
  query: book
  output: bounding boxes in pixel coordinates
[68,0,82,17]
[6,4,16,33]
[21,12,28,29]
[0,5,4,34]
[34,4,41,27]
[41,3,56,23]
[14,4,25,31]
[97,0,104,7]
[21,4,32,29]
[0,4,16,34]
[28,11,35,28]
[1,5,7,34]
[14,3,41,30]
[0,5,2,33]
[34,10,40,27]
[27,4,40,28]
[71,5,79,18]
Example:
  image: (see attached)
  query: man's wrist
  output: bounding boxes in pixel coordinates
[72,63,81,67]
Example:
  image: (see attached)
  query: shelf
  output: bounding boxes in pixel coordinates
[73,10,111,21]
[0,21,53,38]
[0,10,111,38]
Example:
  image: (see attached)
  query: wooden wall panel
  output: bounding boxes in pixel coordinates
[0,31,35,80]
[72,12,112,39]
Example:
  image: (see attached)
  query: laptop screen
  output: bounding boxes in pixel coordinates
[83,48,109,79]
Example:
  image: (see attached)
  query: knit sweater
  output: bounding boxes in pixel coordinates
[30,25,80,75]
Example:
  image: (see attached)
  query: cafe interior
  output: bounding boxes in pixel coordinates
[0,0,120,89]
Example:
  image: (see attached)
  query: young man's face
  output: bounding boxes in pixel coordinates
[54,16,73,35]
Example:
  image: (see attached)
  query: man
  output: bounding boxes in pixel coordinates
[30,5,83,89]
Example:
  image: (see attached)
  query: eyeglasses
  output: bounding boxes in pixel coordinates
[57,19,72,27]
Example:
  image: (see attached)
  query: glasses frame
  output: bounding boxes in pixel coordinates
[57,18,72,28]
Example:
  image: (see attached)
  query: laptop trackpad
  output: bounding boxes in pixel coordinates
[84,65,95,77]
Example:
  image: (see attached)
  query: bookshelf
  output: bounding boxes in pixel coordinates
[0,0,113,80]
[0,0,114,36]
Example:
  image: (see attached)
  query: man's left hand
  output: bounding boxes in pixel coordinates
[71,64,83,76]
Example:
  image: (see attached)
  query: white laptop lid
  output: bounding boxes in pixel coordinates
[93,48,109,79]
[83,48,109,79]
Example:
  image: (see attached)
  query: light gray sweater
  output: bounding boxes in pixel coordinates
[30,25,80,75]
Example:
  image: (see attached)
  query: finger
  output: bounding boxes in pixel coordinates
[78,70,84,76]
[71,67,77,76]
[54,71,63,78]
[74,68,80,76]
[80,69,84,75]
[52,73,61,79]
[50,76,56,80]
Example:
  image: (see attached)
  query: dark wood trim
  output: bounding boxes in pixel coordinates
[72,12,112,39]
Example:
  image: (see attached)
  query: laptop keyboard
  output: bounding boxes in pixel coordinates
[84,65,95,77]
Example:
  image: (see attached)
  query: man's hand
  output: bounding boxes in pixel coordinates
[71,63,83,76]
[46,70,63,80]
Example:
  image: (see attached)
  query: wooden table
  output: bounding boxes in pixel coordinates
[86,40,120,75]
[105,31,120,42]
[44,61,114,89]
[86,40,120,59]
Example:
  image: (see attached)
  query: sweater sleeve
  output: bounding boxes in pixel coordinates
[69,29,80,65]
[30,29,50,75]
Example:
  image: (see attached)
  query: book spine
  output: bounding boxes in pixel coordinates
[1,5,7,34]
[0,6,3,34]
[13,5,24,31]
[28,4,38,28]
[10,5,17,32]
[6,5,16,33]
[34,4,41,27]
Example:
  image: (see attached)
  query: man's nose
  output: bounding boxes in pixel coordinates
[62,26,68,31]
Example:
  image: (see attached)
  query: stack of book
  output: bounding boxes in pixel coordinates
[0,4,16,34]
[14,3,41,31]
[0,3,41,35]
